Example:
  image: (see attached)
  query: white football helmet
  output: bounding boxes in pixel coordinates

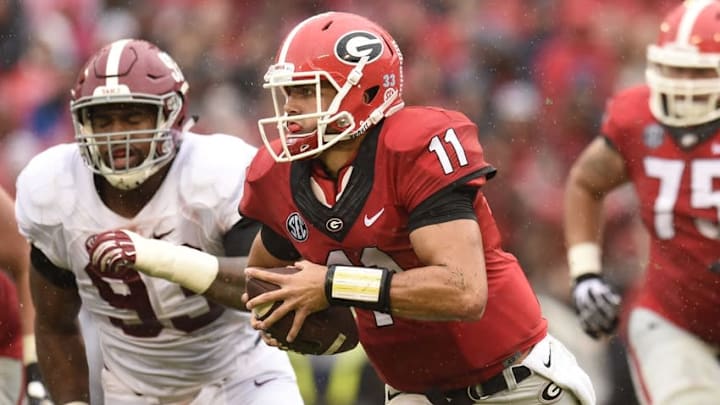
[646,0,720,127]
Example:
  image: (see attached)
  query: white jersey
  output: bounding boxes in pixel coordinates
[16,133,269,397]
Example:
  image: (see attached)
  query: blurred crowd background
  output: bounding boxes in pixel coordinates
[0,0,681,404]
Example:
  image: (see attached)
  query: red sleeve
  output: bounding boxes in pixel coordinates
[238,146,287,236]
[384,107,494,212]
[601,85,652,157]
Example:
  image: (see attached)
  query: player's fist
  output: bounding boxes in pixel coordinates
[25,362,53,405]
[86,230,137,273]
[572,274,621,339]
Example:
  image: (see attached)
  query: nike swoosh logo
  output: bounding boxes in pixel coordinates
[152,229,174,240]
[543,345,552,368]
[363,208,385,227]
[253,377,277,387]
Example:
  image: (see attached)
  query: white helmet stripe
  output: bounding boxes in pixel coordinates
[278,13,326,63]
[105,39,132,87]
[676,0,713,44]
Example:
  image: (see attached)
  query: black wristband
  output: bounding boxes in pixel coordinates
[573,273,602,286]
[325,265,393,313]
[26,362,42,382]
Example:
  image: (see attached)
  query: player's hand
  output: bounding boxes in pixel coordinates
[250,316,290,351]
[572,274,622,339]
[25,362,53,405]
[245,261,329,342]
[86,230,137,273]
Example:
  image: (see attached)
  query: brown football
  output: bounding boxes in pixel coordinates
[246,267,359,355]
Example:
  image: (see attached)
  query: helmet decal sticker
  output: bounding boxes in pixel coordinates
[334,31,384,65]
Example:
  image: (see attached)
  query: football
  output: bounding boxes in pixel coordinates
[246,267,360,355]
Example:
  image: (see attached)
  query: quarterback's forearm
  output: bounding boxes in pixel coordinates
[387,264,487,321]
[36,323,89,403]
[387,219,487,321]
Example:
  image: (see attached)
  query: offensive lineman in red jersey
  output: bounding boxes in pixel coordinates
[241,11,595,405]
[565,1,720,404]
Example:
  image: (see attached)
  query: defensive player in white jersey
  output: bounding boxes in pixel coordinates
[14,39,303,405]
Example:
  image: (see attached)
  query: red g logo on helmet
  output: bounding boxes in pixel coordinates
[334,31,384,65]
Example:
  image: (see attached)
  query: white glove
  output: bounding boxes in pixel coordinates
[572,274,622,339]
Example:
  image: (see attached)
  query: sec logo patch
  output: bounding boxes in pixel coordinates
[286,212,308,242]
[539,382,563,403]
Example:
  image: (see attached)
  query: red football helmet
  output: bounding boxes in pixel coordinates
[70,39,190,190]
[258,12,405,162]
[647,0,720,127]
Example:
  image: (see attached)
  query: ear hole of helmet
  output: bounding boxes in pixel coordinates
[164,92,186,128]
[364,86,379,104]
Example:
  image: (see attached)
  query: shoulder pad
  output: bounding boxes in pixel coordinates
[16,144,79,227]
[238,144,290,225]
[378,107,488,212]
[178,133,257,207]
[382,107,476,153]
[603,85,651,130]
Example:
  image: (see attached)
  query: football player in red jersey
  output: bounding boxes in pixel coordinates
[0,186,50,405]
[565,1,720,404]
[240,11,595,405]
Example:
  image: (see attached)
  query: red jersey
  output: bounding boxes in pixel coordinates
[240,106,547,392]
[0,271,22,360]
[603,85,720,345]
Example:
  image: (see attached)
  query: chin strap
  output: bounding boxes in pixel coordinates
[346,89,404,141]
[369,88,402,124]
[323,53,405,142]
[181,115,197,132]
